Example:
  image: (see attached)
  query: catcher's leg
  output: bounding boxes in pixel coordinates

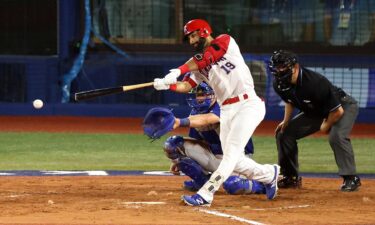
[183,139,222,172]
[181,138,223,191]
[178,157,210,191]
[163,136,210,191]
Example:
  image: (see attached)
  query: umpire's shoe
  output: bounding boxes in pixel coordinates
[341,175,361,192]
[181,194,211,207]
[265,165,280,200]
[278,176,302,189]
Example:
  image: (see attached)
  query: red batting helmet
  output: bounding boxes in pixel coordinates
[183,19,212,38]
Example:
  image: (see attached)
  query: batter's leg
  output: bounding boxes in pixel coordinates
[197,99,267,202]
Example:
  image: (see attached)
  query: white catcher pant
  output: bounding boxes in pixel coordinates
[184,141,252,176]
[197,93,276,202]
[184,141,222,173]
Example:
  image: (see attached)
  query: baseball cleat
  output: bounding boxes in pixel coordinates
[278,176,302,189]
[265,164,280,200]
[341,175,361,192]
[181,194,211,207]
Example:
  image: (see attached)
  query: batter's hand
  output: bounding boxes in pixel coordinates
[169,162,180,175]
[153,78,170,90]
[164,69,181,85]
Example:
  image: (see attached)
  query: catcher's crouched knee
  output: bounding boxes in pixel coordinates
[163,136,185,160]
[223,175,251,195]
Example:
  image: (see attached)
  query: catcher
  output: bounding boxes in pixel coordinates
[143,82,265,195]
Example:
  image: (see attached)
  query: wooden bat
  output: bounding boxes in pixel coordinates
[74,82,154,101]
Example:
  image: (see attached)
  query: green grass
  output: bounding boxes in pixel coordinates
[0,132,169,170]
[251,136,375,174]
[0,132,374,173]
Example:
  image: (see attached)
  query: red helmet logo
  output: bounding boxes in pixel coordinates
[183,19,212,38]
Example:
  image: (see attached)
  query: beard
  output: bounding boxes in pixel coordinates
[193,37,207,52]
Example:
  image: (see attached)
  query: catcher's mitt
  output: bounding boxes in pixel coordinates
[143,107,175,140]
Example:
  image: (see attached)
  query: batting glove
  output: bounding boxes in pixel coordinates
[163,69,181,85]
[153,78,170,90]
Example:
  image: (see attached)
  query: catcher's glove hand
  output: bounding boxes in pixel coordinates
[143,107,175,140]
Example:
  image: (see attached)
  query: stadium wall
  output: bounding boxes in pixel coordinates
[0,54,374,123]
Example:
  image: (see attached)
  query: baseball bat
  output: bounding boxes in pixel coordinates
[74,82,154,101]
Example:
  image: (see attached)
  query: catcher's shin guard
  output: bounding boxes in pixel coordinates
[223,176,266,195]
[251,180,266,194]
[223,176,249,194]
[178,157,210,189]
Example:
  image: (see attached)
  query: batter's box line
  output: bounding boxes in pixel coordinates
[197,208,266,225]
[249,204,311,211]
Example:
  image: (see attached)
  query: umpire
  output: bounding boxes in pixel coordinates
[269,50,361,192]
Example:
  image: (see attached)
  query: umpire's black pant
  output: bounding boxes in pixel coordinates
[276,95,359,177]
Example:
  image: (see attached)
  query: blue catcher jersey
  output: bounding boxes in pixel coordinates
[188,101,254,155]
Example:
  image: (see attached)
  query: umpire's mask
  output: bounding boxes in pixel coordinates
[186,82,215,114]
[269,50,298,91]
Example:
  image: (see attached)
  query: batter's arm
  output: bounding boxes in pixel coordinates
[184,58,199,71]
[170,81,193,93]
[177,35,229,74]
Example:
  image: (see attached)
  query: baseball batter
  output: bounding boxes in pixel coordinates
[154,19,279,206]
[163,82,266,195]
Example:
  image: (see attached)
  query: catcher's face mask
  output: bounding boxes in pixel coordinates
[186,83,215,113]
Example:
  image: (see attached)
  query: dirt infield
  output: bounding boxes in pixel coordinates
[0,116,374,225]
[0,176,374,225]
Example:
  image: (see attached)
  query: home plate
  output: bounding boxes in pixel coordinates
[122,201,166,205]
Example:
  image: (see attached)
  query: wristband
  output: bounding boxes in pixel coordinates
[178,64,190,74]
[179,118,190,127]
[169,84,177,91]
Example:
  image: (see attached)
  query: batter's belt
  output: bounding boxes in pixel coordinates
[222,93,248,105]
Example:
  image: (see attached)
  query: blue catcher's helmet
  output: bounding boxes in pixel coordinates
[186,82,215,113]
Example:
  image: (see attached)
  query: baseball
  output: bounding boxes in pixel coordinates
[33,99,44,109]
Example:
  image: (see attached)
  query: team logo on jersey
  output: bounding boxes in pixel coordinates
[194,53,203,61]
